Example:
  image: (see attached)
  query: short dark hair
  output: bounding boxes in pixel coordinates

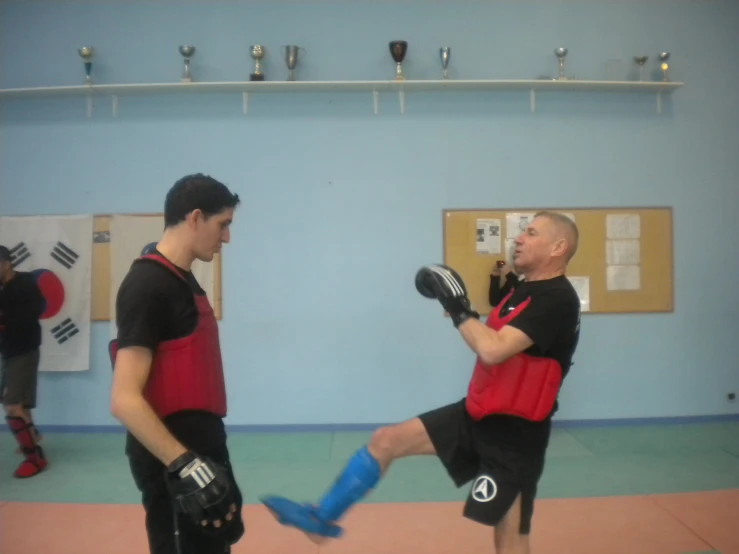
[164,173,240,228]
[0,245,11,263]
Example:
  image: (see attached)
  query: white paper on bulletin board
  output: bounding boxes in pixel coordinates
[567,276,590,312]
[475,218,502,255]
[506,212,536,238]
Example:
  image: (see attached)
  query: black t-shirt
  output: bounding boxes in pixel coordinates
[488,271,521,307]
[475,274,581,456]
[115,249,226,460]
[0,272,43,359]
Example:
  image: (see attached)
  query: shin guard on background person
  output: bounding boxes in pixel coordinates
[6,415,47,478]
[261,445,382,537]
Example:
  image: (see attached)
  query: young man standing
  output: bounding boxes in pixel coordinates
[110,173,245,554]
[0,245,47,478]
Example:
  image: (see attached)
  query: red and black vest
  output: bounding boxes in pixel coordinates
[109,254,227,418]
[465,289,562,422]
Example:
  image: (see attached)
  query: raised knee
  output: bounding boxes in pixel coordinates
[367,426,398,466]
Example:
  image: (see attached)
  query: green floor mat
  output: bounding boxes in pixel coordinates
[2,422,739,505]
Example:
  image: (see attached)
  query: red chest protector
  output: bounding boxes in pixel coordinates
[465,289,562,422]
[109,254,227,419]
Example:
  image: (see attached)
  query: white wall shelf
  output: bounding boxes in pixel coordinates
[0,79,683,117]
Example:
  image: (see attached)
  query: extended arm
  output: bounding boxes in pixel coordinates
[109,346,187,466]
[110,276,187,466]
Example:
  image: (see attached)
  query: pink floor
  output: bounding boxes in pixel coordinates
[2,489,738,554]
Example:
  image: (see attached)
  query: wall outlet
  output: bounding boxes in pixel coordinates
[728,393,736,402]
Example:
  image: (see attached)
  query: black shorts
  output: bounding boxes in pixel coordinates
[418,398,549,534]
[128,442,244,554]
[0,349,40,409]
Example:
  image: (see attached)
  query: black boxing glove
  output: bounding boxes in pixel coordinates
[415,264,479,328]
[166,451,244,543]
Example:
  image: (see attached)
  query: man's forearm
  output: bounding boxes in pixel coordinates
[457,318,502,364]
[111,394,188,467]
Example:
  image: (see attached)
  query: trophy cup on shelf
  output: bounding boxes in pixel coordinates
[658,52,670,81]
[179,45,196,82]
[389,41,408,81]
[633,56,648,81]
[250,45,266,81]
[554,47,569,80]
[439,47,451,79]
[78,46,95,85]
[282,45,305,81]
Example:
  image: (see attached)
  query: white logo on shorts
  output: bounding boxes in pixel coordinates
[471,475,497,502]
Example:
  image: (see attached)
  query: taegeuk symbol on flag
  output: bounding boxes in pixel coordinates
[0,215,93,372]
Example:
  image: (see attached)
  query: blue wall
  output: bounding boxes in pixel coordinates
[1,0,738,429]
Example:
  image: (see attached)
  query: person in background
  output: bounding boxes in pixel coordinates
[0,244,48,478]
[489,260,521,308]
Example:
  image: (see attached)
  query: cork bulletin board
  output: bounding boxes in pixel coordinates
[443,207,673,315]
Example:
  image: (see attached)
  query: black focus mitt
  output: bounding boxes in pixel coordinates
[166,451,245,543]
[415,264,479,328]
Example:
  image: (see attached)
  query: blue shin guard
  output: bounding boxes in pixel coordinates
[260,445,381,538]
[315,445,381,522]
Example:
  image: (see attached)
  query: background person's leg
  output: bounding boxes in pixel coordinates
[3,351,46,477]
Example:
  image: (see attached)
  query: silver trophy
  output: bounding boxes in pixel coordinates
[634,55,648,81]
[554,47,569,80]
[250,45,265,81]
[179,45,196,82]
[439,47,451,79]
[281,45,305,81]
[78,46,95,85]
[658,52,670,81]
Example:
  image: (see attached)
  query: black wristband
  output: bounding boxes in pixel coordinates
[167,451,197,474]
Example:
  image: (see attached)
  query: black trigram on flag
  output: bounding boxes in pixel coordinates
[52,318,79,344]
[51,242,79,269]
[9,242,31,267]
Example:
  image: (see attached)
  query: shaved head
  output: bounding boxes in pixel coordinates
[534,211,579,262]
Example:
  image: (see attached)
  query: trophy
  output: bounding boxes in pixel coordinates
[554,47,569,80]
[179,45,196,82]
[634,55,648,81]
[658,52,670,81]
[439,47,451,79]
[78,46,95,85]
[389,41,408,81]
[281,45,305,81]
[250,45,265,81]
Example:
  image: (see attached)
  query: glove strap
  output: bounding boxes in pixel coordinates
[450,308,479,328]
[167,451,198,474]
